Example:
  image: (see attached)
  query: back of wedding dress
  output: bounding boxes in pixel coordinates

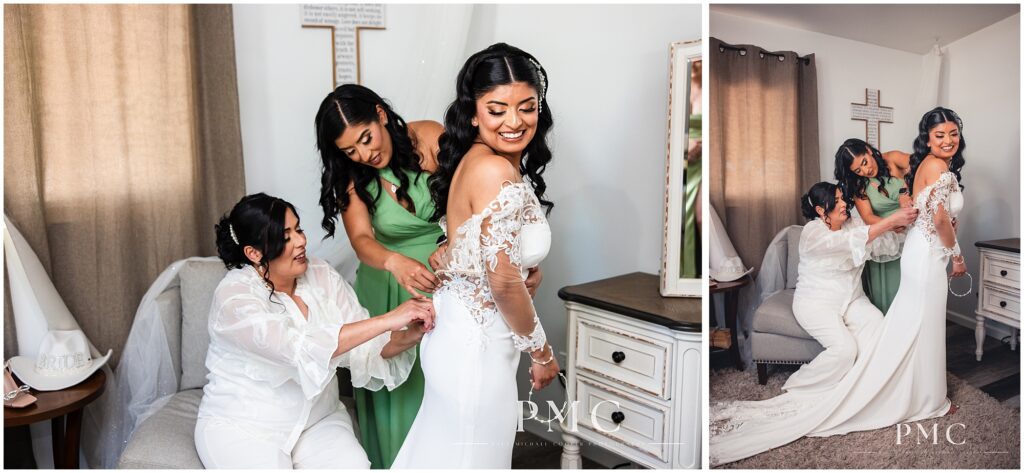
[392,180,551,468]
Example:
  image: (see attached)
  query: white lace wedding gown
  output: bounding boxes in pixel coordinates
[391,181,551,468]
[710,172,963,466]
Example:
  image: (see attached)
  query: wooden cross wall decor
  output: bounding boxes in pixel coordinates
[301,4,386,87]
[850,88,893,148]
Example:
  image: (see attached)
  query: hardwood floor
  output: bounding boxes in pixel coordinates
[511,431,608,469]
[946,321,1020,408]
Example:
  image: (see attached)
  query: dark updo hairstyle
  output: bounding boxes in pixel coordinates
[315,84,423,238]
[801,182,847,228]
[906,107,966,194]
[834,138,893,206]
[428,42,554,221]
[215,193,300,298]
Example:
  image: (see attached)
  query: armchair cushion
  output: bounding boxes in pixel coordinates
[179,260,228,390]
[118,389,204,469]
[751,289,813,340]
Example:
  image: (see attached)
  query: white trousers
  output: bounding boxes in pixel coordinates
[195,406,370,469]
[784,295,882,394]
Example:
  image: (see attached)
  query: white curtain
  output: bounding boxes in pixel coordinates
[915,44,943,112]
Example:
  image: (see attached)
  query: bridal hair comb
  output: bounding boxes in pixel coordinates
[229,224,239,245]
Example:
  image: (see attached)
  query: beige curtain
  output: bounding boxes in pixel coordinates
[4,4,245,365]
[709,37,820,269]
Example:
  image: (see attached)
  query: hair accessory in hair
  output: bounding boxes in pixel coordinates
[807,195,813,207]
[229,224,239,246]
[527,58,546,112]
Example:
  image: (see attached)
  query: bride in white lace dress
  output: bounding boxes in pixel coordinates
[392,43,560,468]
[711,107,968,466]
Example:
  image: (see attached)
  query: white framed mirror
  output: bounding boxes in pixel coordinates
[660,39,702,297]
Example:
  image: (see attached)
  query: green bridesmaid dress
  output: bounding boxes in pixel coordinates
[352,167,444,469]
[681,112,701,278]
[862,176,905,314]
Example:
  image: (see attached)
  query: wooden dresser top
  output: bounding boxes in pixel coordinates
[558,272,701,332]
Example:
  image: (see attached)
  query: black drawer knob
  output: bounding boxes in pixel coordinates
[1000,301,1007,308]
[1001,270,1008,277]
[611,411,625,424]
[611,351,626,363]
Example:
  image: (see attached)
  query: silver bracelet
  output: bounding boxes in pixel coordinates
[948,272,972,297]
[530,349,555,365]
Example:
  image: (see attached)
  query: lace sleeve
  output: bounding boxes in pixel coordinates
[917,173,961,257]
[210,279,341,399]
[480,182,547,353]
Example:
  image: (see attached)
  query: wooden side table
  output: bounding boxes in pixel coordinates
[4,370,107,469]
[710,275,752,370]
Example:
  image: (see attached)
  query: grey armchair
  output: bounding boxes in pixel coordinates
[750,225,824,384]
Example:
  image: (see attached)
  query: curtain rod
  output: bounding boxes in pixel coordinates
[717,42,811,65]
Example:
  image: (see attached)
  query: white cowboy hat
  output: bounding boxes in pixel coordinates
[710,256,754,282]
[8,330,111,391]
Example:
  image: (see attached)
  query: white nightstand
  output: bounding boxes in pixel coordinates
[557,273,702,469]
[974,239,1020,361]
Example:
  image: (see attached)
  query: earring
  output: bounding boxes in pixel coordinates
[471,118,478,127]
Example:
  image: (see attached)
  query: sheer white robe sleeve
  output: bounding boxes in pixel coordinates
[848,213,905,263]
[319,263,416,392]
[480,183,547,353]
[210,281,344,400]
[799,219,871,270]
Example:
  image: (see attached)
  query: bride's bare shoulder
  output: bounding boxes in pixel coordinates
[918,157,950,179]
[460,153,519,186]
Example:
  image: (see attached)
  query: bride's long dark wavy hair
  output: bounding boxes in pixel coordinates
[314,84,423,238]
[428,43,555,221]
[906,107,966,195]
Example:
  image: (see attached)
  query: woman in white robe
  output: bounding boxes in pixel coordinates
[194,193,435,469]
[783,182,916,394]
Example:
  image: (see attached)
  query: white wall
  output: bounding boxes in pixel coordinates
[233,3,702,453]
[233,4,474,270]
[710,10,924,178]
[233,4,340,261]
[939,13,1021,327]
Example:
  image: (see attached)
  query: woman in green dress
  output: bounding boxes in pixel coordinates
[834,138,912,314]
[314,84,540,468]
[314,84,443,469]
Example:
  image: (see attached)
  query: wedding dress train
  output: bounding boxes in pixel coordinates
[710,172,962,466]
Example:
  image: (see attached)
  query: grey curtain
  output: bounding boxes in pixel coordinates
[709,37,820,269]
